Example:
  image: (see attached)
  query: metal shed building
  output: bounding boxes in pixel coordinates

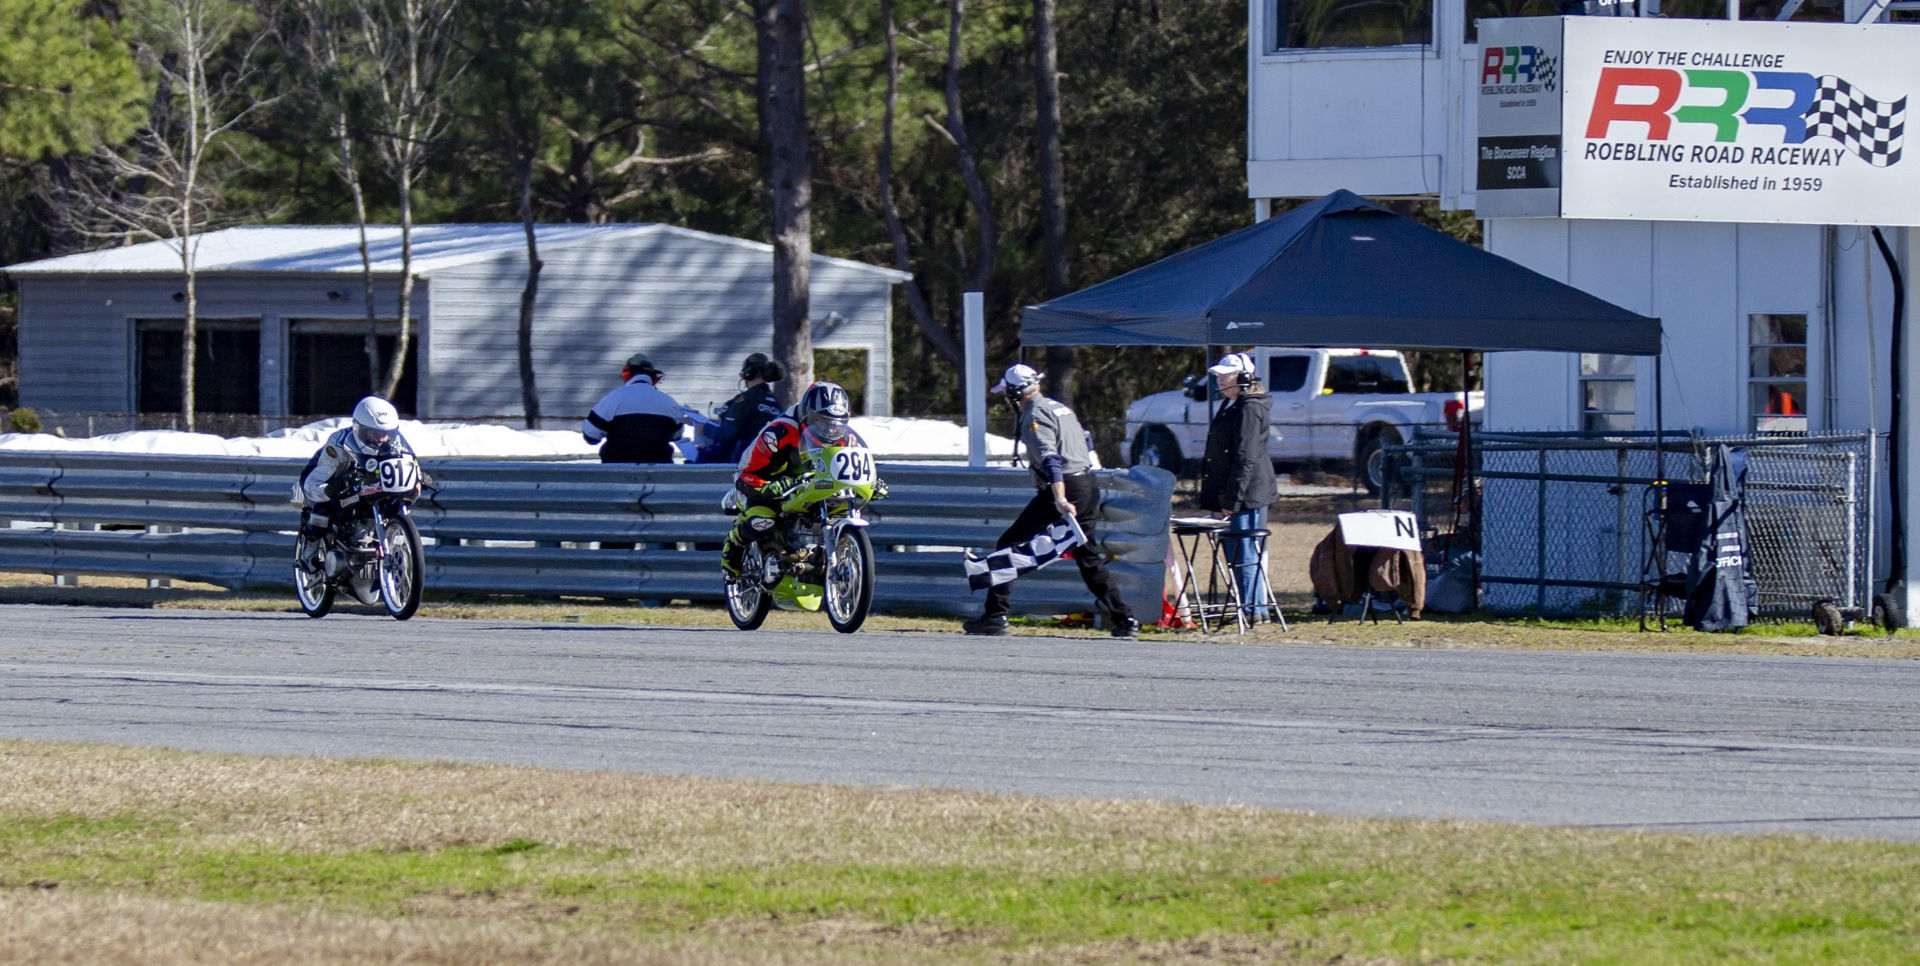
[3,223,908,426]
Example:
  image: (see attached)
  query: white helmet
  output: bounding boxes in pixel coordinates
[351,396,401,448]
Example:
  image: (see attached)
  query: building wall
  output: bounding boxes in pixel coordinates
[15,230,898,427]
[1483,219,1869,439]
[15,274,424,416]
[1245,0,1467,201]
[425,231,896,425]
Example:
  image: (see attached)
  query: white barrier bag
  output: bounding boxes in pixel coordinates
[963,514,1087,591]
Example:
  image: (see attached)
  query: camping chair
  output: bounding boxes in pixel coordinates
[1639,481,1711,631]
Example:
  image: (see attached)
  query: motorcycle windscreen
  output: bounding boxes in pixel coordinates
[963,515,1086,591]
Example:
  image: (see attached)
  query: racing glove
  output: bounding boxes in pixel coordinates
[742,476,794,502]
[871,478,890,501]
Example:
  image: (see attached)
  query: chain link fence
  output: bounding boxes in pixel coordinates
[1383,429,1878,619]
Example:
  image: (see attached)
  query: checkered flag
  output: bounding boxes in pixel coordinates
[1805,75,1905,168]
[963,514,1087,591]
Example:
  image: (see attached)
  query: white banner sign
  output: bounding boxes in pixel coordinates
[1475,17,1917,226]
[1475,17,1566,219]
[1561,18,1916,225]
[1338,510,1422,552]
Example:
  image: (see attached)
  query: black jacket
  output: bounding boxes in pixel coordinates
[582,375,686,464]
[1200,390,1277,513]
[698,383,783,464]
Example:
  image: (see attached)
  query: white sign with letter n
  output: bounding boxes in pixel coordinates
[1338,510,1422,552]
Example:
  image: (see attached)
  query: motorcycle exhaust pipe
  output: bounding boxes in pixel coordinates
[325,549,347,577]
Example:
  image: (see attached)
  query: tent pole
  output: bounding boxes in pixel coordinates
[1655,350,1665,482]
[1460,351,1478,611]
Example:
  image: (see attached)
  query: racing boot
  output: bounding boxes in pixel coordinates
[722,505,779,580]
[297,511,330,572]
[721,527,746,579]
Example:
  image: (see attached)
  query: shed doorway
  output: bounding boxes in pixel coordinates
[288,319,419,417]
[135,318,260,415]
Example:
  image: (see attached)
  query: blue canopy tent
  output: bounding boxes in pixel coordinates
[1017,190,1672,616]
[1018,186,1670,481]
[1019,189,1661,354]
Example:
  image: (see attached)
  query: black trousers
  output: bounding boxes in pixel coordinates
[983,473,1132,621]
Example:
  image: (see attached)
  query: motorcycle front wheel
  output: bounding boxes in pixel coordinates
[824,526,875,634]
[293,533,334,618]
[379,514,425,621]
[726,545,773,630]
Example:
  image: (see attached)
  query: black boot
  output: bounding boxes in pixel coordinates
[962,614,1010,636]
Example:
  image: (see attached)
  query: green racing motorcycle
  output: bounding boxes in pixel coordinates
[722,437,879,634]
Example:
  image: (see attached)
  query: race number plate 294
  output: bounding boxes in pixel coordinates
[830,448,874,485]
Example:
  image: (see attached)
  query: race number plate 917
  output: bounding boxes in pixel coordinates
[378,457,419,492]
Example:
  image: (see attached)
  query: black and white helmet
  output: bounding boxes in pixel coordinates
[351,396,400,449]
[797,381,852,444]
[991,363,1043,406]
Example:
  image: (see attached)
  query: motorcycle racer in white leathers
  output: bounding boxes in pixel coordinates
[296,396,418,556]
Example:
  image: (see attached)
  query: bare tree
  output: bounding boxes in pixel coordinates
[1033,0,1075,406]
[292,0,384,396]
[877,0,960,366]
[925,0,995,295]
[499,3,543,428]
[349,0,467,404]
[65,0,280,431]
[756,0,813,407]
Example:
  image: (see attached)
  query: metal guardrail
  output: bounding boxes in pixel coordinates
[0,453,1175,621]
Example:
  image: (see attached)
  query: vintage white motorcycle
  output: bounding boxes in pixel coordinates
[292,451,425,620]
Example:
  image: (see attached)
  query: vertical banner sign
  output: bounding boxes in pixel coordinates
[1476,17,1565,218]
[1559,19,1917,226]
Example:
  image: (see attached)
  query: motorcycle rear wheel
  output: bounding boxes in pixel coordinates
[379,514,425,621]
[727,545,773,630]
[824,526,875,634]
[293,533,334,618]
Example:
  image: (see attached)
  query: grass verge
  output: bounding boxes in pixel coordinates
[2,740,1918,964]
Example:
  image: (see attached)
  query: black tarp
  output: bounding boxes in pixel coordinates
[1019,189,1661,354]
[1684,445,1758,632]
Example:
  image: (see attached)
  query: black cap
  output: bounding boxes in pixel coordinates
[740,352,771,377]
[625,352,660,374]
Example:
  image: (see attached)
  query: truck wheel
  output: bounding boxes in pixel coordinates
[1356,426,1402,495]
[1131,425,1183,475]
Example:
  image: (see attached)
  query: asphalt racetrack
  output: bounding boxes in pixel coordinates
[4,604,1919,841]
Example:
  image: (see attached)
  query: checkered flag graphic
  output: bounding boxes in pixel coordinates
[963,514,1087,591]
[1805,75,1906,168]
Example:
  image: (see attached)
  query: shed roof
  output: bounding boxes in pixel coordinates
[4,223,912,281]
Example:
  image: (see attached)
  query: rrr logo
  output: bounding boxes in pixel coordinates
[1585,67,1823,141]
[1482,45,1557,89]
[1584,66,1906,166]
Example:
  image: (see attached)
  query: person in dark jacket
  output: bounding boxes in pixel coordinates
[581,352,690,464]
[1199,351,1277,621]
[697,352,786,464]
[582,351,690,550]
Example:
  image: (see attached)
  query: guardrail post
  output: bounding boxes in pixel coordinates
[147,523,182,587]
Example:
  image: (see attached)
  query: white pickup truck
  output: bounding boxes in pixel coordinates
[1123,348,1483,493]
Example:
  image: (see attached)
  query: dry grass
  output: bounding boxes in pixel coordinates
[5,742,1920,965]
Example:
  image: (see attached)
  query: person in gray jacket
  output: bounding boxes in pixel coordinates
[1199,351,1277,621]
[963,363,1139,639]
